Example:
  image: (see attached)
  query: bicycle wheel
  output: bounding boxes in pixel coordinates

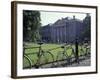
[86,46,91,54]
[44,51,54,63]
[85,46,91,58]
[33,52,48,68]
[41,51,55,68]
[79,45,86,56]
[26,53,38,68]
[39,51,54,63]
[56,52,68,66]
[65,46,74,58]
[23,54,32,69]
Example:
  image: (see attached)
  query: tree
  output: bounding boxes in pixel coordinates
[81,13,91,41]
[23,10,41,42]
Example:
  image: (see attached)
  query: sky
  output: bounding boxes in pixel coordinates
[40,11,88,26]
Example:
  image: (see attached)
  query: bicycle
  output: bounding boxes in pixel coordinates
[56,43,75,66]
[23,42,54,69]
[79,42,91,59]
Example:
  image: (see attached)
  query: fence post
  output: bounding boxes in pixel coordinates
[75,39,79,64]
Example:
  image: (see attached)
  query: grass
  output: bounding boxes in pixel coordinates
[23,42,89,68]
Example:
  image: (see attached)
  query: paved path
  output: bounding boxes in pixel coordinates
[66,58,91,67]
[40,55,91,68]
[25,55,91,69]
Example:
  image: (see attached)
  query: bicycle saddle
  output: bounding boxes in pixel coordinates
[37,42,44,45]
[61,46,64,48]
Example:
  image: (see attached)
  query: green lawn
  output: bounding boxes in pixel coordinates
[23,43,90,68]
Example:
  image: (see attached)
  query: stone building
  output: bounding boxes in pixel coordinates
[39,14,90,43]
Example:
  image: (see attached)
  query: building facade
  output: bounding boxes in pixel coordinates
[39,14,90,43]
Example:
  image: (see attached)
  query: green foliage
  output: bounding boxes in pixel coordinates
[23,10,41,42]
[81,14,91,41]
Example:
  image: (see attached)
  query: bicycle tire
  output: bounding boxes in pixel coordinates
[56,52,68,66]
[45,51,54,63]
[85,46,91,58]
[86,47,91,54]
[39,52,54,66]
[79,45,86,56]
[65,46,74,58]
[23,54,33,69]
